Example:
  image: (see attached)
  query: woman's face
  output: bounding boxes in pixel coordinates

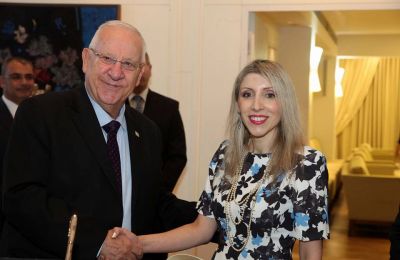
[237,73,282,151]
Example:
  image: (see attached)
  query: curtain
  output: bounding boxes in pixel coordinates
[335,58,380,135]
[336,57,400,159]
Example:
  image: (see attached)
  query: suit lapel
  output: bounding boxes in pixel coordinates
[0,98,13,132]
[68,87,121,196]
[143,89,154,115]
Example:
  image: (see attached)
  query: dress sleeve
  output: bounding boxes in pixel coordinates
[292,147,330,241]
[196,140,227,218]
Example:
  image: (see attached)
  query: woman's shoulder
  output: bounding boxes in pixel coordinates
[302,145,326,161]
[212,140,229,157]
[220,139,230,149]
[293,146,328,185]
[209,140,229,167]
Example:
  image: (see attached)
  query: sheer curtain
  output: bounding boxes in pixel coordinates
[335,58,380,135]
[336,57,400,159]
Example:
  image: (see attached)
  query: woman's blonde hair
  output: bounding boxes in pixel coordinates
[225,59,304,179]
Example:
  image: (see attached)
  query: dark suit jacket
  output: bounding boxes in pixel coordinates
[0,98,13,235]
[0,87,196,259]
[143,90,187,192]
[390,208,400,259]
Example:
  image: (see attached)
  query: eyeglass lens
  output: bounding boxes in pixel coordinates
[89,48,142,71]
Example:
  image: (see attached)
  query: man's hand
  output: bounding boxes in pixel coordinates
[98,228,143,260]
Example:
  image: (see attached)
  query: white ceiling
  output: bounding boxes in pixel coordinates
[322,10,400,36]
[259,10,400,37]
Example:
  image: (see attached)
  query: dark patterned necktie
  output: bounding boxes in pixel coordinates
[133,95,144,113]
[103,120,122,196]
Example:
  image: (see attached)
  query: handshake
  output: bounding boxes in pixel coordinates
[96,215,208,259]
[98,227,144,260]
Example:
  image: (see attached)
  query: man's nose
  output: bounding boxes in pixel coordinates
[21,76,34,84]
[108,62,124,80]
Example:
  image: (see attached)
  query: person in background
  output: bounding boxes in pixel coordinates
[0,20,196,259]
[113,59,330,259]
[0,56,34,235]
[390,207,400,259]
[129,52,187,192]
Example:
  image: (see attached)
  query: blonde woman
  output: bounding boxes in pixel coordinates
[114,60,330,259]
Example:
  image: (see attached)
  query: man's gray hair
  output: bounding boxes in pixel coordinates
[88,20,146,62]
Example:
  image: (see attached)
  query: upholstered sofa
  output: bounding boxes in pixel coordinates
[353,145,396,165]
[360,143,395,160]
[341,154,400,235]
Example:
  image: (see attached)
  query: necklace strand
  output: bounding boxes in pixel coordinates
[224,153,272,252]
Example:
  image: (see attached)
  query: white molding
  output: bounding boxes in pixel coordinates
[2,0,171,4]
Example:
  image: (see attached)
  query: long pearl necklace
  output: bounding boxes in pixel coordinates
[224,153,272,252]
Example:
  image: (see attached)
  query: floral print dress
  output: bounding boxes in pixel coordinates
[197,141,330,259]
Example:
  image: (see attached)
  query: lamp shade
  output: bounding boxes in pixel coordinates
[335,67,345,97]
[310,46,323,93]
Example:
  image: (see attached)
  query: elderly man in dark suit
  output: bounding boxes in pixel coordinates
[0,56,35,235]
[0,20,196,259]
[390,207,400,259]
[130,52,187,192]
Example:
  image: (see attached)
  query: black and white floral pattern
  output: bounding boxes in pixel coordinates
[197,141,330,259]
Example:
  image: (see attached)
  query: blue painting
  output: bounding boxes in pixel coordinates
[0,4,119,92]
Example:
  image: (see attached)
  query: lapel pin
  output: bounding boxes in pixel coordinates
[135,131,140,138]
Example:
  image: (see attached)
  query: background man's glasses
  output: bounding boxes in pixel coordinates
[7,73,34,81]
[89,48,144,71]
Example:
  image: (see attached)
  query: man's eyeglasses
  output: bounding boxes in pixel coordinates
[7,73,34,81]
[89,48,144,71]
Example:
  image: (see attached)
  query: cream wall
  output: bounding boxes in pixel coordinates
[339,34,400,56]
[253,13,279,60]
[5,0,400,257]
[278,26,313,141]
[312,56,337,159]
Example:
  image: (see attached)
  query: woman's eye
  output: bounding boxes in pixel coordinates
[241,91,252,98]
[265,92,276,98]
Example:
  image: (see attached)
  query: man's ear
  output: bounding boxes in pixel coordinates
[135,66,145,87]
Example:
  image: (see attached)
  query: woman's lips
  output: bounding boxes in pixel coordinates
[249,115,268,125]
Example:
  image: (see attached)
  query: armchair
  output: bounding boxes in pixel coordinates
[361,143,395,160]
[352,147,397,168]
[342,155,400,235]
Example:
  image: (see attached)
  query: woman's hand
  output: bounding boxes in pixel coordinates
[99,228,143,260]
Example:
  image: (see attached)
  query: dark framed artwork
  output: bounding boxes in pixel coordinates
[0,4,120,92]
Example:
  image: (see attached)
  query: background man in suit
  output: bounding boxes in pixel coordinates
[390,207,400,259]
[0,56,34,234]
[0,20,196,259]
[130,53,187,192]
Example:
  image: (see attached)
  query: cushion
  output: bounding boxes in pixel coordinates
[350,155,369,175]
[361,142,372,151]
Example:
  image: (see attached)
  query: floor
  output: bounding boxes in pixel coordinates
[293,190,391,260]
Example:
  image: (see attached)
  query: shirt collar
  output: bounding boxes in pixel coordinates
[129,87,149,103]
[85,87,127,131]
[2,95,18,117]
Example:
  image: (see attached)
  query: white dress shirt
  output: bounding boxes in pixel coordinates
[2,95,18,117]
[86,89,133,231]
